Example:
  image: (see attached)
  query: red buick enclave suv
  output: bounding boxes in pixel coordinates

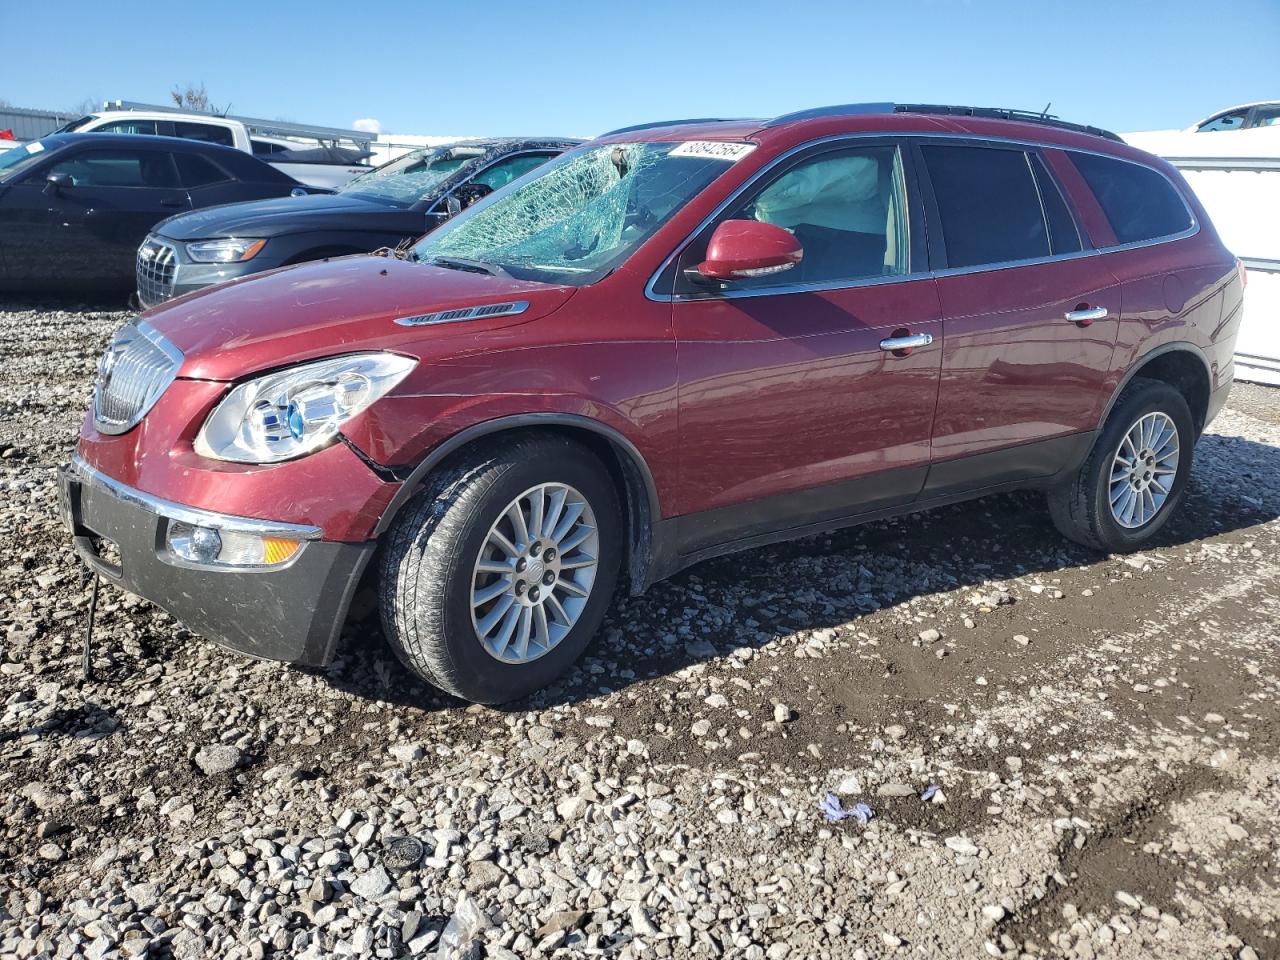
[61,104,1244,703]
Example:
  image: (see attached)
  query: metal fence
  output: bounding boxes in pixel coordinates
[0,105,77,141]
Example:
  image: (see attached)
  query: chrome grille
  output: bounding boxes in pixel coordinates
[136,237,178,307]
[93,322,183,435]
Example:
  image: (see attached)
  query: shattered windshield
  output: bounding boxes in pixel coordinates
[415,141,751,285]
[338,145,487,206]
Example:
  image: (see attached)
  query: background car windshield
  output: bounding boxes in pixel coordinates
[415,141,743,284]
[338,145,486,205]
[0,142,52,179]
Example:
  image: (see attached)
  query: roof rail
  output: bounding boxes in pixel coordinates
[601,117,759,136]
[762,103,895,127]
[761,101,1122,142]
[893,103,1123,142]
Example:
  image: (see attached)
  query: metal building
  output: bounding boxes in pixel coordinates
[0,105,77,141]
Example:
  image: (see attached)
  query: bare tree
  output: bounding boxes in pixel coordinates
[72,96,99,115]
[170,83,216,113]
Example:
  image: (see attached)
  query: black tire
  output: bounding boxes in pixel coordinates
[1047,377,1195,552]
[378,435,621,704]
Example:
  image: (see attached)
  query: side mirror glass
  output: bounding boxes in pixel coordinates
[44,172,72,195]
[695,219,803,282]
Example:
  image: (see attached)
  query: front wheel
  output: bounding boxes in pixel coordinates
[1047,378,1195,552]
[378,435,621,704]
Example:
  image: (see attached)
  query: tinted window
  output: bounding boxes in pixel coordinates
[1253,106,1280,128]
[175,153,230,187]
[49,149,179,188]
[921,144,1048,268]
[719,145,910,287]
[1030,155,1081,255]
[1068,152,1192,246]
[96,119,160,135]
[173,122,235,147]
[469,153,557,191]
[1198,110,1248,132]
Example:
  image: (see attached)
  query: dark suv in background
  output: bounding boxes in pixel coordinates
[136,138,577,306]
[63,104,1242,704]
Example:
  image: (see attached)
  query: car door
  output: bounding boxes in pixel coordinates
[916,140,1121,496]
[668,140,944,553]
[10,146,190,286]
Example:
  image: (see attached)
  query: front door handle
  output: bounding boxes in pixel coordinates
[1064,305,1109,326]
[879,332,934,353]
[159,199,185,208]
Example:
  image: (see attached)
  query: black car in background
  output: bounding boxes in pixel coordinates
[136,137,579,306]
[0,134,317,293]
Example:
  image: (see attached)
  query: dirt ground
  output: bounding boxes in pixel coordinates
[1,298,1277,960]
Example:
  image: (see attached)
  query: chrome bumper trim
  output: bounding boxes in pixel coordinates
[67,455,323,541]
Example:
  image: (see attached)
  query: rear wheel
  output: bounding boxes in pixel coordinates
[378,436,621,704]
[1047,378,1194,552]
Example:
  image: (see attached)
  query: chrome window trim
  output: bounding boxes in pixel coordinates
[69,454,323,540]
[644,130,1200,304]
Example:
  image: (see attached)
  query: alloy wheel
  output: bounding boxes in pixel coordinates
[470,482,600,663]
[1108,411,1180,529]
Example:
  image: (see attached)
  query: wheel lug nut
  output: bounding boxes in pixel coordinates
[543,571,555,585]
[515,580,526,595]
[530,541,542,555]
[544,548,556,562]
[530,587,540,602]
[516,558,527,573]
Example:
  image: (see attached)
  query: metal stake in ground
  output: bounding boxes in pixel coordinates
[82,573,99,683]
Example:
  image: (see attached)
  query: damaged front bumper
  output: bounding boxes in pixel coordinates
[58,456,375,667]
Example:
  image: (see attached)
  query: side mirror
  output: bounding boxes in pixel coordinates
[44,172,73,195]
[695,219,803,282]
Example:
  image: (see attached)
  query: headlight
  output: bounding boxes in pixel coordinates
[194,353,416,464]
[186,237,267,263]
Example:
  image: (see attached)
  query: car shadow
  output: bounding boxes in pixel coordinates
[321,431,1280,713]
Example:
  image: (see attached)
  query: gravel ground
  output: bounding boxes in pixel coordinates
[2,298,1278,960]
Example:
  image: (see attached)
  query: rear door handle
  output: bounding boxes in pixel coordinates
[1064,306,1109,325]
[879,332,934,352]
[159,199,185,208]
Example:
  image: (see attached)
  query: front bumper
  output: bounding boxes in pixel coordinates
[58,457,375,667]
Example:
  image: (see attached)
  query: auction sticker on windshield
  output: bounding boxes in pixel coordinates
[669,141,756,162]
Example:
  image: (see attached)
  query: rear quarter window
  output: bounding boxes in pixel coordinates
[1068,152,1193,246]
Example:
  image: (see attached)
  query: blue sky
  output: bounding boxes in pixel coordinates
[3,0,1277,138]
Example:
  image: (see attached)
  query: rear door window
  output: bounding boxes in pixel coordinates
[920,144,1049,268]
[49,149,180,188]
[173,122,235,147]
[1067,152,1193,246]
[175,153,231,187]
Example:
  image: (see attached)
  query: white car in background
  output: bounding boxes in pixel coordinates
[1124,101,1280,384]
[54,110,372,189]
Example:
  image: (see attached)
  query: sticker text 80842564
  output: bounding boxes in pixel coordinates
[669,141,757,162]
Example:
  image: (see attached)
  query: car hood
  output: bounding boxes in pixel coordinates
[154,193,425,241]
[142,255,577,381]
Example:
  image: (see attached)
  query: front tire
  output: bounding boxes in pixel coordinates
[1047,378,1195,552]
[378,435,621,704]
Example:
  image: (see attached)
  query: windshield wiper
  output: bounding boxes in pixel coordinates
[428,256,511,278]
